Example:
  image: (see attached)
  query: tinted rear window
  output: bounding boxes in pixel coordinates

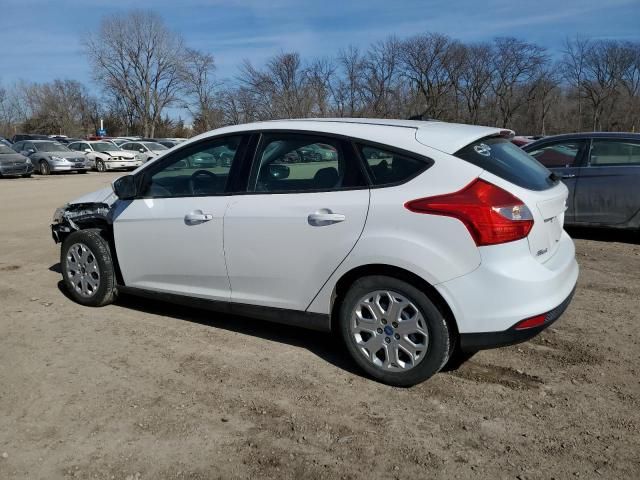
[455,137,557,191]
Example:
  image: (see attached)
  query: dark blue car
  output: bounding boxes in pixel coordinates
[523,133,640,231]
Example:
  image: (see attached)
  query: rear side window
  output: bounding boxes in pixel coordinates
[590,139,640,166]
[359,145,428,186]
[250,133,365,193]
[456,137,556,191]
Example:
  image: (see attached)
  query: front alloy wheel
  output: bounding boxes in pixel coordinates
[96,160,106,172]
[65,243,101,298]
[61,229,116,307]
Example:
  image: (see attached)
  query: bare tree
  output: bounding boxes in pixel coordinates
[83,10,185,137]
[181,48,222,132]
[457,43,494,124]
[491,37,548,128]
[400,33,459,119]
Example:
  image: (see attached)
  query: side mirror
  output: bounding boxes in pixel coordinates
[27,149,35,154]
[269,164,290,180]
[112,175,137,200]
[84,148,91,153]
[139,148,145,153]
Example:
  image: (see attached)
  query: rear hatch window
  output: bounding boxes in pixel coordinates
[455,137,558,191]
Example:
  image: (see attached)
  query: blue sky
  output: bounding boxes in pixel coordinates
[2,0,639,90]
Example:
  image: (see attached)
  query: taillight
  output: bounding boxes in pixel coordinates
[404,178,534,246]
[514,314,546,330]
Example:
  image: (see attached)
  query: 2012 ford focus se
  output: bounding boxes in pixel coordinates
[51,119,579,386]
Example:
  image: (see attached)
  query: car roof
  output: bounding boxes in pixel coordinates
[525,132,640,149]
[187,118,510,155]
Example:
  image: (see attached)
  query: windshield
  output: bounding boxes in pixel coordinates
[0,145,16,154]
[142,142,167,151]
[92,142,120,152]
[35,142,71,152]
[455,137,557,191]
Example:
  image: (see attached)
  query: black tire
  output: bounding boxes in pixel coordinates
[339,275,452,387]
[39,160,50,175]
[60,229,117,307]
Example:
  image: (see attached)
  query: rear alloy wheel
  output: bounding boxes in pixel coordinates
[61,229,116,307]
[339,276,451,387]
[39,160,50,175]
[96,160,106,172]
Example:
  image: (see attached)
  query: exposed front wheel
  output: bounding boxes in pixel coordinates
[339,275,451,387]
[96,160,106,172]
[61,229,116,307]
[39,160,50,175]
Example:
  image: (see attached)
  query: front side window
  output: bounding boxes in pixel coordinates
[140,136,243,198]
[528,140,586,168]
[358,145,429,186]
[590,139,640,166]
[250,134,365,193]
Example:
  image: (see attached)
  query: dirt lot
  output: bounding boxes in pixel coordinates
[0,172,639,480]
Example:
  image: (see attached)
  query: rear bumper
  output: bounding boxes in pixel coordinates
[435,230,579,336]
[459,285,576,350]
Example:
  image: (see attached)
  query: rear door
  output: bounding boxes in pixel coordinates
[573,138,640,225]
[224,132,370,311]
[525,139,588,224]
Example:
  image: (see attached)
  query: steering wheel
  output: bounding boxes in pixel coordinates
[188,169,217,195]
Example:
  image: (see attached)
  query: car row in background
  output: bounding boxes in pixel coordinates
[11,140,89,175]
[523,132,640,231]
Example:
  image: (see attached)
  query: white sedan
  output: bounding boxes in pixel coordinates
[119,141,169,164]
[68,141,142,172]
[51,119,578,386]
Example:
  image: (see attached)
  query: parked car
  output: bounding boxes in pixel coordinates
[11,133,49,143]
[119,141,168,163]
[56,137,84,145]
[523,132,640,230]
[511,135,543,147]
[0,144,33,178]
[51,119,578,387]
[0,136,12,146]
[13,140,88,175]
[154,139,180,149]
[68,140,142,172]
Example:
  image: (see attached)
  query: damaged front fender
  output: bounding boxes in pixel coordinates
[51,202,113,243]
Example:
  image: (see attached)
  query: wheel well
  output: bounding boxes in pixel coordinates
[62,222,124,285]
[330,264,459,341]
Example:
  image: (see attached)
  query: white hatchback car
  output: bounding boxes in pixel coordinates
[51,119,578,386]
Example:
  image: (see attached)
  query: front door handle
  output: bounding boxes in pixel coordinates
[184,210,213,225]
[308,209,346,226]
[562,174,576,179]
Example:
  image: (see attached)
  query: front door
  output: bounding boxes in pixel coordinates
[113,135,247,301]
[224,132,370,311]
[574,138,640,225]
[526,139,588,224]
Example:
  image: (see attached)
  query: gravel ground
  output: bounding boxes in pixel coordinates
[0,172,639,480]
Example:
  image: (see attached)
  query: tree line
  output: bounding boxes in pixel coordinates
[1,10,638,139]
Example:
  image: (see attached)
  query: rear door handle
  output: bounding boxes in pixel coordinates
[562,174,576,179]
[308,209,346,226]
[184,210,213,225]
